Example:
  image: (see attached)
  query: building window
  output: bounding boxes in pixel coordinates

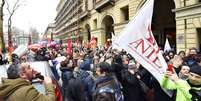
[120,6,129,22]
[93,19,97,29]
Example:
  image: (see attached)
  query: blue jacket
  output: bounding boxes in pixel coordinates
[75,69,94,101]
[60,68,74,88]
[80,57,92,71]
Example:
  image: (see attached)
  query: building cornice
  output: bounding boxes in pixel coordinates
[173,3,201,20]
[113,21,129,26]
[95,0,115,12]
[55,0,73,21]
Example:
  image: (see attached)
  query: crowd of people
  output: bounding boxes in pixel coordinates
[0,44,201,101]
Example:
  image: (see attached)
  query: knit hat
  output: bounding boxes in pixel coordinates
[190,65,201,76]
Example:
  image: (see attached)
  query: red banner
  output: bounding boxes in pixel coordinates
[67,32,72,55]
[90,36,97,49]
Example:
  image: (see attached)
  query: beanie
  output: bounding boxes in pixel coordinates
[190,65,201,76]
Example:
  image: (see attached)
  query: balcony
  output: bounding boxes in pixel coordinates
[95,0,115,12]
[79,11,89,20]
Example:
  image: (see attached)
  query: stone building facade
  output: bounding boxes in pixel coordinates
[53,0,201,52]
[174,0,201,52]
[54,0,84,46]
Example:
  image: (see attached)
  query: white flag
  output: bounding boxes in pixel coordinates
[164,38,172,52]
[113,0,167,81]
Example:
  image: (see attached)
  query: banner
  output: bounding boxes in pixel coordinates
[67,32,72,55]
[113,0,167,81]
[90,36,97,49]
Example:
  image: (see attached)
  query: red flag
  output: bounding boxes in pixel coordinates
[67,32,72,55]
[8,33,14,54]
[90,36,97,49]
[76,31,79,48]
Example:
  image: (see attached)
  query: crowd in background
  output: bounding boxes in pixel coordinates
[0,44,201,101]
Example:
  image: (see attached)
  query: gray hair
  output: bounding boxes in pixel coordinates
[7,63,21,79]
[6,62,30,79]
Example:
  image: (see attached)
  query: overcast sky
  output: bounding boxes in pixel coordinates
[3,0,59,33]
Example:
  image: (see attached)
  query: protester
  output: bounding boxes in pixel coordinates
[161,58,201,101]
[188,64,201,100]
[64,78,86,101]
[2,39,201,101]
[160,70,192,101]
[178,65,190,80]
[111,54,124,83]
[0,63,55,101]
[60,58,75,101]
[76,54,94,101]
[92,62,124,101]
[178,51,186,59]
[184,47,198,66]
[169,55,183,74]
[121,62,146,101]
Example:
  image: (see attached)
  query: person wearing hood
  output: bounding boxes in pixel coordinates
[0,62,55,101]
[76,54,94,101]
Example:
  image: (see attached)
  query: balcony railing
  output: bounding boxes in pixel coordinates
[78,11,89,20]
[95,0,115,12]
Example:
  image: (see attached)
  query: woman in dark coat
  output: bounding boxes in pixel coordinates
[121,63,146,101]
[60,57,86,101]
[66,78,85,101]
[60,58,75,101]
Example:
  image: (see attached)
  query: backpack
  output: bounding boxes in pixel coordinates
[93,87,116,101]
[93,77,124,101]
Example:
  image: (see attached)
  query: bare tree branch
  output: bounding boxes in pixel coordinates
[5,0,24,48]
[5,0,11,14]
[0,0,5,20]
[12,0,20,13]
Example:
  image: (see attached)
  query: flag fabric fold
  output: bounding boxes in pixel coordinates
[113,0,167,81]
